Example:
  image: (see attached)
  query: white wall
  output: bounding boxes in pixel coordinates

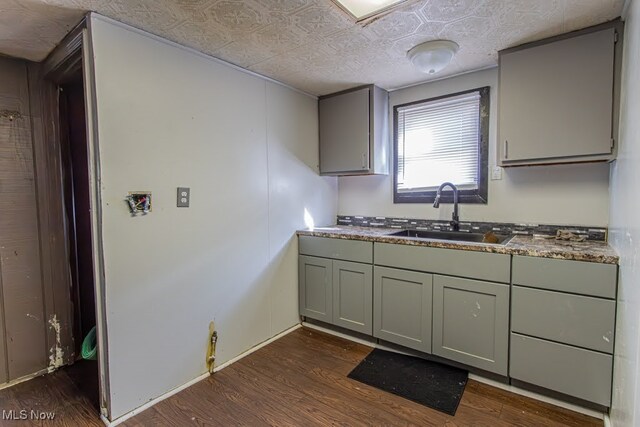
[338,68,611,227]
[88,15,337,420]
[610,1,640,426]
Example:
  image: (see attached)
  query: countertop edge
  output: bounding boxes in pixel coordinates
[296,229,619,265]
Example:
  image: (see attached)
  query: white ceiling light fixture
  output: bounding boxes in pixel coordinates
[332,0,412,22]
[408,40,460,75]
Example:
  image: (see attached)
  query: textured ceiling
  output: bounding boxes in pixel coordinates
[1,0,624,95]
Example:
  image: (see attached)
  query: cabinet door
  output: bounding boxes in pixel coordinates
[333,261,373,334]
[433,276,509,375]
[373,267,432,353]
[319,87,370,174]
[299,256,332,322]
[499,28,614,163]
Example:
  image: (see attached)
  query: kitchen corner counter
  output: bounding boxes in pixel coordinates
[297,226,619,265]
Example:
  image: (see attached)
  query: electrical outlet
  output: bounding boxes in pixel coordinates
[177,187,190,207]
[491,166,503,180]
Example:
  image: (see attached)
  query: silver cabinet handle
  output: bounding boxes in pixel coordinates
[362,153,367,169]
[504,140,509,159]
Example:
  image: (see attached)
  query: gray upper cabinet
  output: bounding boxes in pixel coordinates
[432,275,509,375]
[499,24,621,166]
[319,85,389,176]
[373,267,432,353]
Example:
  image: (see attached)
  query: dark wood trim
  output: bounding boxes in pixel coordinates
[393,86,490,204]
[43,17,86,84]
[34,13,110,417]
[27,63,76,367]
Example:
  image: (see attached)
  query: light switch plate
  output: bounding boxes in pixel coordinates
[491,166,503,180]
[177,187,190,207]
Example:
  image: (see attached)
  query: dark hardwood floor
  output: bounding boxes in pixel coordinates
[0,327,603,426]
[0,367,102,426]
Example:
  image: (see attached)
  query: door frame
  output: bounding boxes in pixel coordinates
[40,16,111,420]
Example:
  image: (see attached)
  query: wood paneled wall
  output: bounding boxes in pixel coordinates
[0,56,73,384]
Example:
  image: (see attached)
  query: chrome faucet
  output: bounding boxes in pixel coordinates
[433,182,460,231]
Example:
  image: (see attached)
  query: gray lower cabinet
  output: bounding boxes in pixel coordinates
[299,255,333,323]
[373,267,432,353]
[299,254,373,334]
[432,275,509,375]
[299,236,619,407]
[510,333,613,406]
[511,286,615,353]
[510,255,617,406]
[333,261,373,334]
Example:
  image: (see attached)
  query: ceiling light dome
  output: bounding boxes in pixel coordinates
[408,40,459,75]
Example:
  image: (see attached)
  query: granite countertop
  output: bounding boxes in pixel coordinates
[297,226,619,265]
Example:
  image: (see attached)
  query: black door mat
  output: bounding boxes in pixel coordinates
[347,348,468,416]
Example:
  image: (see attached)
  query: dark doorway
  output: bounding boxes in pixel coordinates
[59,74,99,410]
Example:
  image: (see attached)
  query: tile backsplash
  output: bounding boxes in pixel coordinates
[336,215,607,241]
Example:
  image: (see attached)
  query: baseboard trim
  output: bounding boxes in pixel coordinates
[302,322,606,421]
[102,372,209,426]
[213,324,302,372]
[103,323,301,426]
[468,374,605,420]
[0,368,50,391]
[302,321,376,348]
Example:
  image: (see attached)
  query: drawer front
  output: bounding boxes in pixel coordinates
[510,333,612,406]
[512,286,615,353]
[374,242,510,283]
[512,256,617,299]
[299,236,373,264]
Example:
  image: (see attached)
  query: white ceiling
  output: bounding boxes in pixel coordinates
[1,0,624,95]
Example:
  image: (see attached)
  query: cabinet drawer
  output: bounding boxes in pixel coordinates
[512,286,615,353]
[512,256,617,298]
[510,333,612,406]
[374,243,510,283]
[299,236,372,264]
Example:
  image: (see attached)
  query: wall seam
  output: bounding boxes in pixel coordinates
[264,80,273,335]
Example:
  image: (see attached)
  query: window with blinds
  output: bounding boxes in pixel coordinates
[394,87,489,204]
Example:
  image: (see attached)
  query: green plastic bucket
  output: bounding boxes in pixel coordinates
[81,326,97,360]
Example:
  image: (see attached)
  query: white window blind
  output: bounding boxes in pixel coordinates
[397,91,481,193]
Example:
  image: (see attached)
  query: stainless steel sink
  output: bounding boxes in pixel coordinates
[389,229,512,245]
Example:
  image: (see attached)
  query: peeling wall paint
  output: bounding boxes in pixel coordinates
[47,315,64,372]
